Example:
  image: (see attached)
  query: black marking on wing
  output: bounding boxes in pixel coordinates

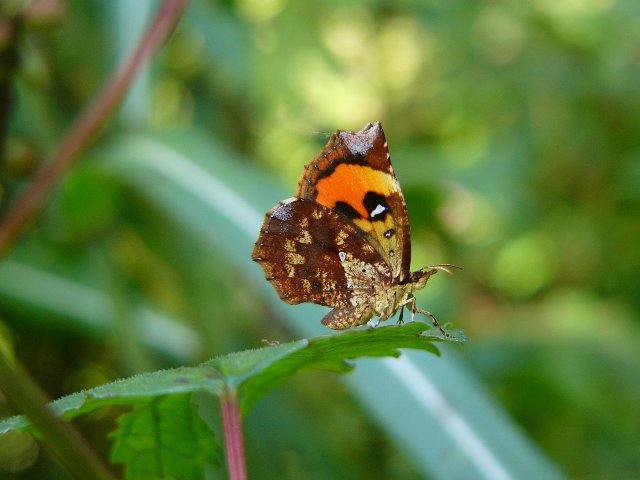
[363,191,390,220]
[335,201,362,220]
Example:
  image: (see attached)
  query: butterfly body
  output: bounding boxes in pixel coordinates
[252,122,457,332]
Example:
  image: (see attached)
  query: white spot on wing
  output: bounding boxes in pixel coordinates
[370,204,386,218]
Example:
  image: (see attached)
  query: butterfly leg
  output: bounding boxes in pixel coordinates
[406,297,449,337]
[393,290,405,325]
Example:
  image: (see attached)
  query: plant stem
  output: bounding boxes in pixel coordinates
[0,0,190,259]
[221,388,248,480]
[0,353,117,480]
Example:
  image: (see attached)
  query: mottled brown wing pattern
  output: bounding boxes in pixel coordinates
[252,198,392,308]
[296,122,412,281]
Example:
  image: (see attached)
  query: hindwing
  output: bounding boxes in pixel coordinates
[251,198,392,308]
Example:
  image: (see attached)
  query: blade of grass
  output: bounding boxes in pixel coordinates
[0,354,116,480]
[0,259,200,359]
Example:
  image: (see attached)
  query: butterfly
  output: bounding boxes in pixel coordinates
[252,122,459,334]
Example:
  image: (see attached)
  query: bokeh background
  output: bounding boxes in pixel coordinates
[1,0,639,478]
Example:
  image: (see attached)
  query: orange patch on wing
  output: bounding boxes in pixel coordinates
[316,164,396,218]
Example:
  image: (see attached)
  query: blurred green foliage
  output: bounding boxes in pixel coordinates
[1,0,639,478]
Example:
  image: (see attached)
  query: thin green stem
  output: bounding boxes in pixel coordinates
[221,389,247,480]
[0,353,116,480]
[0,0,189,259]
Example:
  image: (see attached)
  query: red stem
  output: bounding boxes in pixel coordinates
[221,389,248,480]
[0,0,190,259]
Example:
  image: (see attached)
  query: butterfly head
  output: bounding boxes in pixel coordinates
[409,264,462,290]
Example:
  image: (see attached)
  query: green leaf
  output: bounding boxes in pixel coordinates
[0,322,459,435]
[110,394,220,480]
[0,366,223,434]
[214,322,461,414]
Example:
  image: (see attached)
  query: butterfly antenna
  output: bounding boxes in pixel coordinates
[428,264,463,276]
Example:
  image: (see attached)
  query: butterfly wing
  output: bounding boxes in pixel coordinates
[252,198,393,309]
[296,122,411,282]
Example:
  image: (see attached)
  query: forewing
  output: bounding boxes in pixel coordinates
[252,198,392,308]
[296,122,411,281]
